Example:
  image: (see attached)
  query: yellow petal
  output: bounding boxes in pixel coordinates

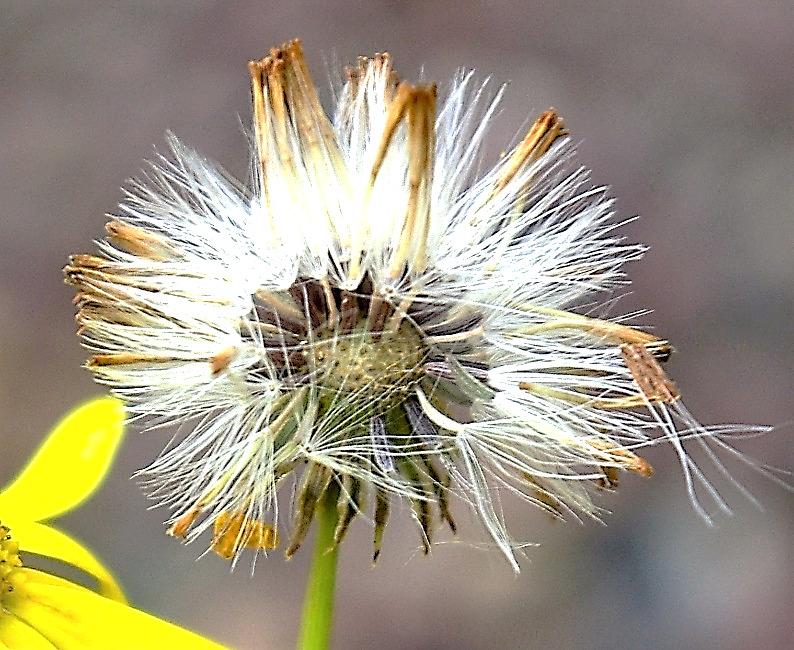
[1,569,78,648]
[0,614,56,650]
[0,398,125,521]
[8,571,227,650]
[10,520,125,602]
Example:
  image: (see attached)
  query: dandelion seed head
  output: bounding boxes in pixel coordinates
[65,39,786,569]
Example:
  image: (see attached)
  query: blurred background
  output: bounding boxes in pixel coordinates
[1,1,792,648]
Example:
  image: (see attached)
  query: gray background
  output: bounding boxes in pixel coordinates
[1,1,791,648]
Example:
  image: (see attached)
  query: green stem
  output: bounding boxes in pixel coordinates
[297,486,340,650]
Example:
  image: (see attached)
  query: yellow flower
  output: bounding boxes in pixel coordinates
[0,398,225,649]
